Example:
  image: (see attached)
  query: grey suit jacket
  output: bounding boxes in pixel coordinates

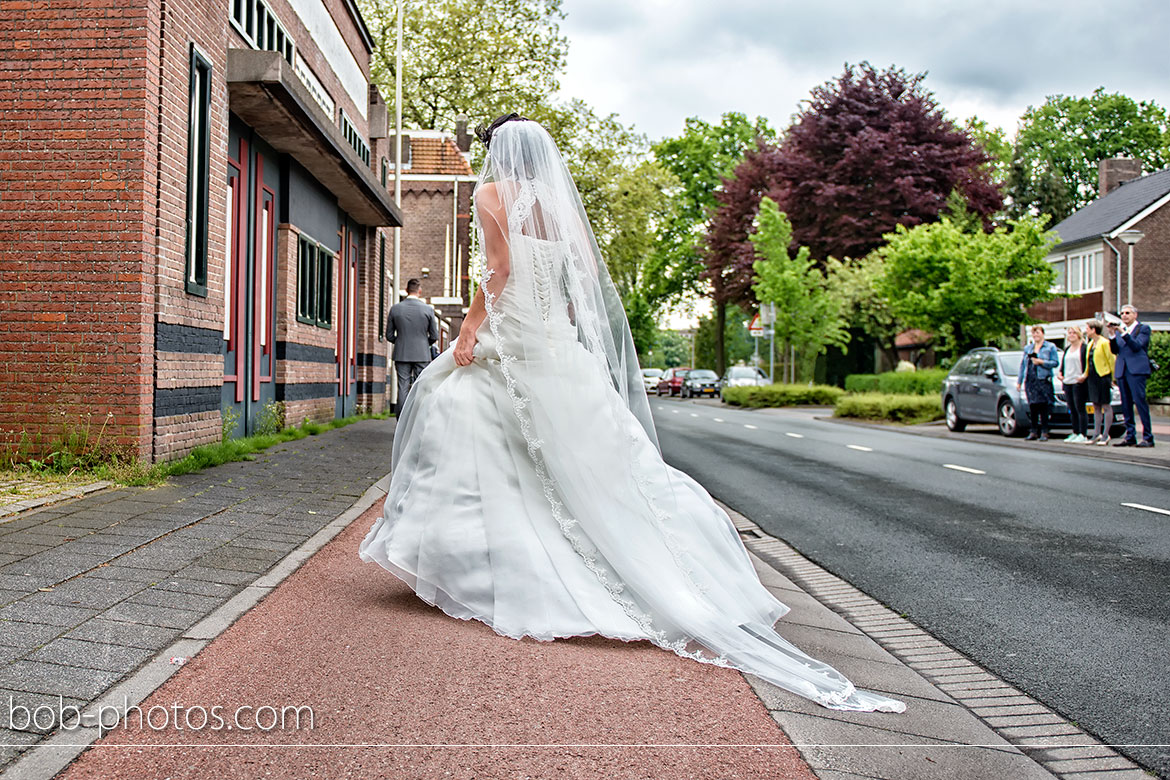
[386,297,439,362]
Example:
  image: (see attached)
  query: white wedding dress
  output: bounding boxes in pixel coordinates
[360,119,904,713]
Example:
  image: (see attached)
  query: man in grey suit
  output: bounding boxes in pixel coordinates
[387,278,439,415]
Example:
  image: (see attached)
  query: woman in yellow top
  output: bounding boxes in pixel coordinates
[1082,320,1116,445]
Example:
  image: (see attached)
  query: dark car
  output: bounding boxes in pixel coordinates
[656,367,691,397]
[681,369,720,398]
[941,347,1123,437]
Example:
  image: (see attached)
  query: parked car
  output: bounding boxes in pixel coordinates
[941,347,1124,437]
[641,367,664,392]
[681,369,720,398]
[656,367,691,396]
[720,366,769,399]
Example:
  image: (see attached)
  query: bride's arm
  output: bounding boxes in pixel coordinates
[454,185,510,367]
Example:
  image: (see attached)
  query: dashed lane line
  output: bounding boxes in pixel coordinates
[943,464,986,475]
[690,413,699,418]
[713,418,724,423]
[1122,502,1170,517]
[785,433,804,439]
[846,444,873,452]
[744,424,759,430]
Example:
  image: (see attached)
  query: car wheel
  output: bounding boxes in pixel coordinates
[998,399,1025,437]
[945,397,966,432]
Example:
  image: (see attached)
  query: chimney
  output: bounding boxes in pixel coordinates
[455,115,471,152]
[1099,158,1142,197]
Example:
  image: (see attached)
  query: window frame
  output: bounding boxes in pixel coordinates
[296,234,334,329]
[185,45,213,297]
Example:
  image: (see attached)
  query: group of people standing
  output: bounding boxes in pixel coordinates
[1018,305,1156,447]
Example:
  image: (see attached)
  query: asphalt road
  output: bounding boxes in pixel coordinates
[651,398,1170,777]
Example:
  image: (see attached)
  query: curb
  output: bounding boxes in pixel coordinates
[0,475,391,780]
[726,506,1149,779]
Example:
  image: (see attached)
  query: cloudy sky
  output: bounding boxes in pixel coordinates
[557,0,1170,142]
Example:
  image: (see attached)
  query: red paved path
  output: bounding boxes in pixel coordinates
[59,504,815,779]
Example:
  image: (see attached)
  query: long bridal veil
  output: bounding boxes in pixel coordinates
[439,118,903,713]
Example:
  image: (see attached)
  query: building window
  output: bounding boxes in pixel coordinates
[340,109,370,166]
[380,157,388,187]
[230,0,293,64]
[185,46,212,297]
[297,235,333,328]
[1066,250,1104,294]
[378,234,386,340]
[1049,258,1066,294]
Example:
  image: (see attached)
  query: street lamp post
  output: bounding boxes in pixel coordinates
[1117,229,1144,308]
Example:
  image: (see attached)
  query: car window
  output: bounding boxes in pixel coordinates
[642,368,663,378]
[999,352,1022,377]
[688,370,718,380]
[951,356,976,375]
[975,355,997,375]
[729,367,755,378]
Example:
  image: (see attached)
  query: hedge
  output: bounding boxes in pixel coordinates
[843,368,949,396]
[721,383,845,408]
[833,393,944,425]
[1150,332,1170,399]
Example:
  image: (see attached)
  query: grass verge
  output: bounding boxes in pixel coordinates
[833,393,943,425]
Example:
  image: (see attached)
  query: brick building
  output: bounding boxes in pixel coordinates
[0,0,405,462]
[1026,158,1170,343]
[387,126,476,347]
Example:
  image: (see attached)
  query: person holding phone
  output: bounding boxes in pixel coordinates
[1107,305,1155,447]
[1018,325,1059,441]
[1082,320,1116,445]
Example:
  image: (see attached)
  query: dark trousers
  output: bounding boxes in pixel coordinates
[1117,372,1154,443]
[394,360,428,416]
[1063,383,1087,435]
[1029,402,1050,434]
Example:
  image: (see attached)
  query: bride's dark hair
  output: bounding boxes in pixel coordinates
[475,112,527,149]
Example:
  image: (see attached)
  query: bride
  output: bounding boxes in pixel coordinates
[360,114,904,713]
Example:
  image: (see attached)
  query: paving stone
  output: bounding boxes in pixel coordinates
[0,660,121,699]
[86,565,173,583]
[0,541,52,557]
[0,690,86,733]
[0,644,26,663]
[65,618,180,649]
[172,565,264,585]
[0,620,65,648]
[0,601,100,628]
[981,713,1066,728]
[127,587,230,613]
[776,621,903,668]
[1045,756,1141,773]
[0,589,28,607]
[968,704,1054,718]
[100,602,203,630]
[1057,770,1150,779]
[27,638,154,674]
[151,578,237,598]
[22,577,148,611]
[773,590,864,635]
[767,710,1054,780]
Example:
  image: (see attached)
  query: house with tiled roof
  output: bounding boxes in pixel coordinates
[1027,158,1170,341]
[383,124,477,348]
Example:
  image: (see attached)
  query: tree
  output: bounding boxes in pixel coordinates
[772,63,1003,261]
[874,217,1058,357]
[650,113,776,308]
[750,198,848,382]
[694,306,755,372]
[825,253,903,370]
[651,329,691,369]
[702,141,785,374]
[1007,88,1170,224]
[360,0,568,132]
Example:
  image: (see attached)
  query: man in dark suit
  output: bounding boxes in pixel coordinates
[387,278,439,416]
[1108,304,1155,448]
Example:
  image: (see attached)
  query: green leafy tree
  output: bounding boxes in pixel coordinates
[694,306,756,372]
[750,198,848,382]
[652,329,692,369]
[874,217,1059,357]
[825,253,903,370]
[650,113,776,308]
[1008,88,1170,224]
[361,0,568,132]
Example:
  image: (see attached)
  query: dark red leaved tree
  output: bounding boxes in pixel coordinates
[774,63,1002,261]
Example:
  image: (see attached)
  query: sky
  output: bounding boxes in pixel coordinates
[557,0,1170,143]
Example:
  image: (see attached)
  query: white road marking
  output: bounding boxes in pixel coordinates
[1122,502,1170,517]
[785,432,804,439]
[671,409,679,414]
[690,413,699,418]
[943,464,986,475]
[713,418,724,423]
[656,406,664,411]
[744,424,759,430]
[846,445,873,452]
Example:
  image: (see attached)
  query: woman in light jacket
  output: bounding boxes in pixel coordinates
[1056,325,1089,443]
[1081,319,1116,445]
[1017,325,1059,441]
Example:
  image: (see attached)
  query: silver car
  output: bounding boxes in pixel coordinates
[641,367,664,392]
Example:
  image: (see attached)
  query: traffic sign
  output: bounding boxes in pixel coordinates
[748,314,765,338]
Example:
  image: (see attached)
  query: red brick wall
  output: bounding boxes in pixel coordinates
[1129,209,1170,316]
[0,0,157,461]
[400,181,472,303]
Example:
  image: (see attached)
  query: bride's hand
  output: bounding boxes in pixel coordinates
[453,331,477,367]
